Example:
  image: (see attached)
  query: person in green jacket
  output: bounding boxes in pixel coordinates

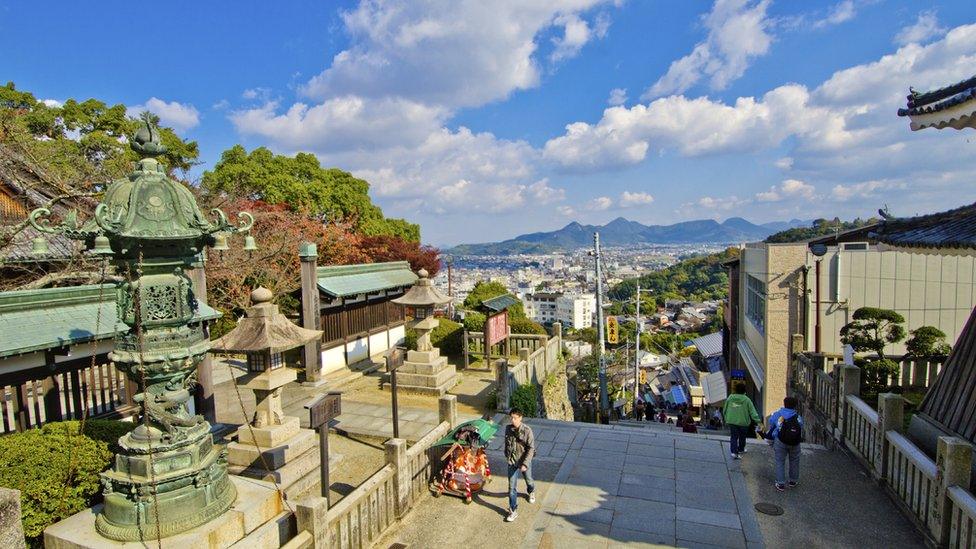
[723,382,761,459]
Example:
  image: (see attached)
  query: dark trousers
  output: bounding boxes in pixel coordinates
[729,424,750,454]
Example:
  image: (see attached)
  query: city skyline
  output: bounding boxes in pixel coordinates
[2,1,974,246]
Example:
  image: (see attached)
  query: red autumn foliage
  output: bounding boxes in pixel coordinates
[359,234,441,276]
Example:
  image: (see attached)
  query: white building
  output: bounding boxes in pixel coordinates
[557,293,596,329]
[524,292,561,325]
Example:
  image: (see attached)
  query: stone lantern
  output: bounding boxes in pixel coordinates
[29,117,254,541]
[391,269,458,395]
[210,287,328,498]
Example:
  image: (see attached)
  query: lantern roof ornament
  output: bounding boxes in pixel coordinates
[211,287,323,355]
[391,268,451,307]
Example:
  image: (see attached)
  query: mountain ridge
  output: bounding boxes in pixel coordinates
[449,217,810,255]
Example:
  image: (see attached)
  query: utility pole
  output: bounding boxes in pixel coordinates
[593,232,609,418]
[446,256,454,319]
[634,283,641,417]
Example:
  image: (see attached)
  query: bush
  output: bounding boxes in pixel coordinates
[405,318,463,356]
[79,419,138,454]
[511,383,538,417]
[856,357,900,393]
[463,311,485,332]
[0,421,115,545]
[905,326,951,359]
[509,317,546,335]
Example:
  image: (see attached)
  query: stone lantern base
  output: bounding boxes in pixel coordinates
[388,347,458,396]
[227,416,343,500]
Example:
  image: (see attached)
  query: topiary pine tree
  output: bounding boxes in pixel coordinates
[905,326,952,359]
[839,307,906,360]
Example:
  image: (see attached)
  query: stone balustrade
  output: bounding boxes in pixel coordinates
[790,355,975,547]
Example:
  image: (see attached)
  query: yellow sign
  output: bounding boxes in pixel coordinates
[606,316,619,344]
[639,369,647,384]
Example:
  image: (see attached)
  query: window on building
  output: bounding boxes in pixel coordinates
[746,275,766,333]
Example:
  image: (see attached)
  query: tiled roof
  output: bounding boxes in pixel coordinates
[897,75,976,131]
[868,202,976,250]
[315,261,418,298]
[0,284,220,358]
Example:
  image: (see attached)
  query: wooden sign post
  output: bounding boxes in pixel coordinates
[386,347,405,439]
[306,391,342,501]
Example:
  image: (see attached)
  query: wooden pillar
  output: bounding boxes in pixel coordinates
[300,242,325,386]
[188,254,216,423]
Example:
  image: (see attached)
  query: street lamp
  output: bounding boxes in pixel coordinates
[29,117,255,541]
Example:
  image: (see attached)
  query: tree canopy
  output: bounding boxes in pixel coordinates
[840,307,907,359]
[764,217,878,244]
[462,280,527,319]
[610,247,739,305]
[201,145,419,241]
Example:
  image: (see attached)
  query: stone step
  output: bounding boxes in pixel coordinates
[230,445,321,487]
[228,428,318,470]
[323,366,363,389]
[231,511,295,549]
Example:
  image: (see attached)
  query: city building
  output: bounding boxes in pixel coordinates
[523,292,561,325]
[726,206,976,415]
[556,293,596,329]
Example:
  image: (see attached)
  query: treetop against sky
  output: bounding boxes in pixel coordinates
[2,0,975,245]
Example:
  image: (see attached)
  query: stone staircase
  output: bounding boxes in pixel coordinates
[612,418,730,437]
[320,355,387,389]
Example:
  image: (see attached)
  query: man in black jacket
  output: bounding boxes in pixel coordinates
[504,408,536,522]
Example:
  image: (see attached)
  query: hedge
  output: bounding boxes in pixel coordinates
[0,420,135,546]
[406,318,464,356]
[511,383,538,417]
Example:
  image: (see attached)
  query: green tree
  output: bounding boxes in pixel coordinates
[764,217,879,244]
[840,307,907,360]
[905,326,951,359]
[201,145,419,241]
[610,247,738,303]
[462,280,526,319]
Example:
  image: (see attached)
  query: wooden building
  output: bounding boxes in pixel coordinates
[298,242,418,384]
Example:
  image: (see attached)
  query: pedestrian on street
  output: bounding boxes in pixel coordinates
[504,408,536,522]
[645,401,656,421]
[635,400,645,421]
[657,410,667,423]
[723,382,761,460]
[767,396,804,492]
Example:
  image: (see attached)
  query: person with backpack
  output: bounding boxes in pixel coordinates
[767,396,804,491]
[723,382,761,459]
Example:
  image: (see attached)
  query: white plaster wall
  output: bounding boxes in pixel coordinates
[369,332,389,355]
[346,337,369,364]
[320,345,347,375]
[389,325,406,347]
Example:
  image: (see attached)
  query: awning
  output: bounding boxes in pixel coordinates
[316,261,418,298]
[702,371,728,404]
[736,340,764,390]
[691,331,723,358]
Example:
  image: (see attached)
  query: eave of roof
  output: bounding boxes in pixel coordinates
[315,261,418,298]
[481,294,520,312]
[868,202,976,250]
[0,284,220,358]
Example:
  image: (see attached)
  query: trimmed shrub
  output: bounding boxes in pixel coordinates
[511,383,538,417]
[405,318,464,356]
[509,317,546,335]
[0,421,115,546]
[79,419,138,454]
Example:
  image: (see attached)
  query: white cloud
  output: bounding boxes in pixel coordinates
[301,0,615,109]
[643,0,773,99]
[212,99,230,110]
[895,11,946,46]
[41,99,63,108]
[774,157,794,170]
[557,205,576,217]
[830,180,896,200]
[694,195,746,211]
[755,179,816,202]
[586,196,613,210]
[551,13,608,63]
[813,1,855,30]
[527,178,566,204]
[619,191,654,207]
[607,88,627,106]
[127,97,200,132]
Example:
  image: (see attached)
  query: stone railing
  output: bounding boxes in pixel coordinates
[292,396,457,549]
[494,328,564,413]
[463,322,561,370]
[790,360,975,546]
[792,352,946,396]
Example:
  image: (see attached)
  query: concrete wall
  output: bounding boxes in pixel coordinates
[808,245,976,356]
[318,325,408,376]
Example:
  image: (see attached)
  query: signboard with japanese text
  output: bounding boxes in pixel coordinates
[387,347,404,371]
[307,392,342,429]
[606,316,619,344]
[485,310,509,348]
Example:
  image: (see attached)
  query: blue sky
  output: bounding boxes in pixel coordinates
[2,1,975,246]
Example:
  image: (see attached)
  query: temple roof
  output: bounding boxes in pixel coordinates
[868,202,976,250]
[0,284,220,358]
[210,287,322,354]
[315,261,417,298]
[897,74,976,131]
[481,294,520,313]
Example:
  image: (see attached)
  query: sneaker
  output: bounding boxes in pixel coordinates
[529,492,536,504]
[739,447,747,454]
[505,510,519,522]
[788,481,798,488]
[731,453,741,460]
[775,483,786,492]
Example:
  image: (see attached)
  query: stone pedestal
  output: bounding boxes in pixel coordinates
[227,415,340,501]
[45,476,285,549]
[392,347,459,396]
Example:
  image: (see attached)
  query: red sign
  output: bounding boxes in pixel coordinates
[485,310,509,347]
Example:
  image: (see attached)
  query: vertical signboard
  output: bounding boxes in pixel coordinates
[606,316,619,344]
[485,310,509,348]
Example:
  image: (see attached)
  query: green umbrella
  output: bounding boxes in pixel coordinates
[434,419,499,447]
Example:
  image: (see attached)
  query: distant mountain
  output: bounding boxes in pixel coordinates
[450,217,811,255]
